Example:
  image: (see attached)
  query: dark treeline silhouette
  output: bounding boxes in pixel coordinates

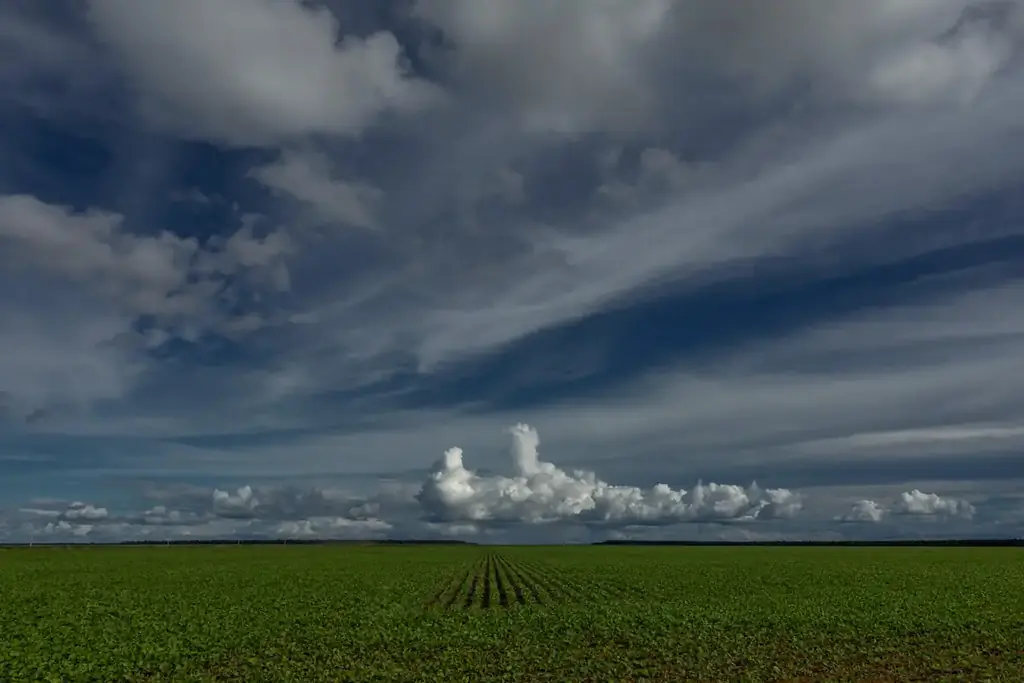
[0,538,477,548]
[594,539,1024,547]
[3,538,1022,548]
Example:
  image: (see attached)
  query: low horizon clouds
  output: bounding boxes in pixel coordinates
[418,424,803,526]
[2,424,1007,543]
[2,0,1024,542]
[838,490,977,524]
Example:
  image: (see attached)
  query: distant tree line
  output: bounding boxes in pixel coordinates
[3,538,1021,548]
[0,538,477,548]
[594,539,1024,547]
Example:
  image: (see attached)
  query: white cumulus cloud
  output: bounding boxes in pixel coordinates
[417,423,802,525]
[62,502,110,521]
[838,499,889,523]
[43,520,92,536]
[839,489,976,522]
[212,485,260,519]
[895,489,976,518]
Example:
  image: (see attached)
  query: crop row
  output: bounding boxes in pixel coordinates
[427,552,639,610]
[3,545,1023,681]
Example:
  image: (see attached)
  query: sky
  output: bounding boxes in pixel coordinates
[2,0,1024,544]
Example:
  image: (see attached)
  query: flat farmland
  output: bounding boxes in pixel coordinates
[1,545,1022,682]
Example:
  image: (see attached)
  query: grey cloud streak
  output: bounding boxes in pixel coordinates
[2,1,1024,543]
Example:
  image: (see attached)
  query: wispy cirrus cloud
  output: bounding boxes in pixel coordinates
[1,0,1024,542]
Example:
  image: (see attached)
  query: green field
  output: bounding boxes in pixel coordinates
[1,545,1022,682]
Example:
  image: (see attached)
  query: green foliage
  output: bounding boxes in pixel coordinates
[1,545,1022,681]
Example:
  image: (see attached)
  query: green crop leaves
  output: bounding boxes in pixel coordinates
[0,545,1022,681]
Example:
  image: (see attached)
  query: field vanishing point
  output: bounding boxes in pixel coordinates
[2,545,1022,681]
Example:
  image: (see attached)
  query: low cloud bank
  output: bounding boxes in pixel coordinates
[417,424,802,525]
[839,489,976,522]
[19,501,110,522]
[7,429,999,543]
[6,485,396,542]
[895,489,975,518]
[840,499,888,523]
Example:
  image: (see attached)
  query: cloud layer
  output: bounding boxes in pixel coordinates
[839,490,977,522]
[2,1,1024,542]
[1,424,1019,543]
[419,424,802,526]
[88,0,439,145]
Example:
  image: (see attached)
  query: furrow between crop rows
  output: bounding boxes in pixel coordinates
[461,556,488,608]
[441,557,487,610]
[6,545,1024,681]
[531,559,636,603]
[494,555,534,606]
[514,560,586,604]
[505,558,555,605]
[426,563,474,609]
[480,555,493,608]
[515,558,637,603]
[506,560,573,605]
[492,554,510,607]
[440,568,473,609]
[431,554,622,611]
